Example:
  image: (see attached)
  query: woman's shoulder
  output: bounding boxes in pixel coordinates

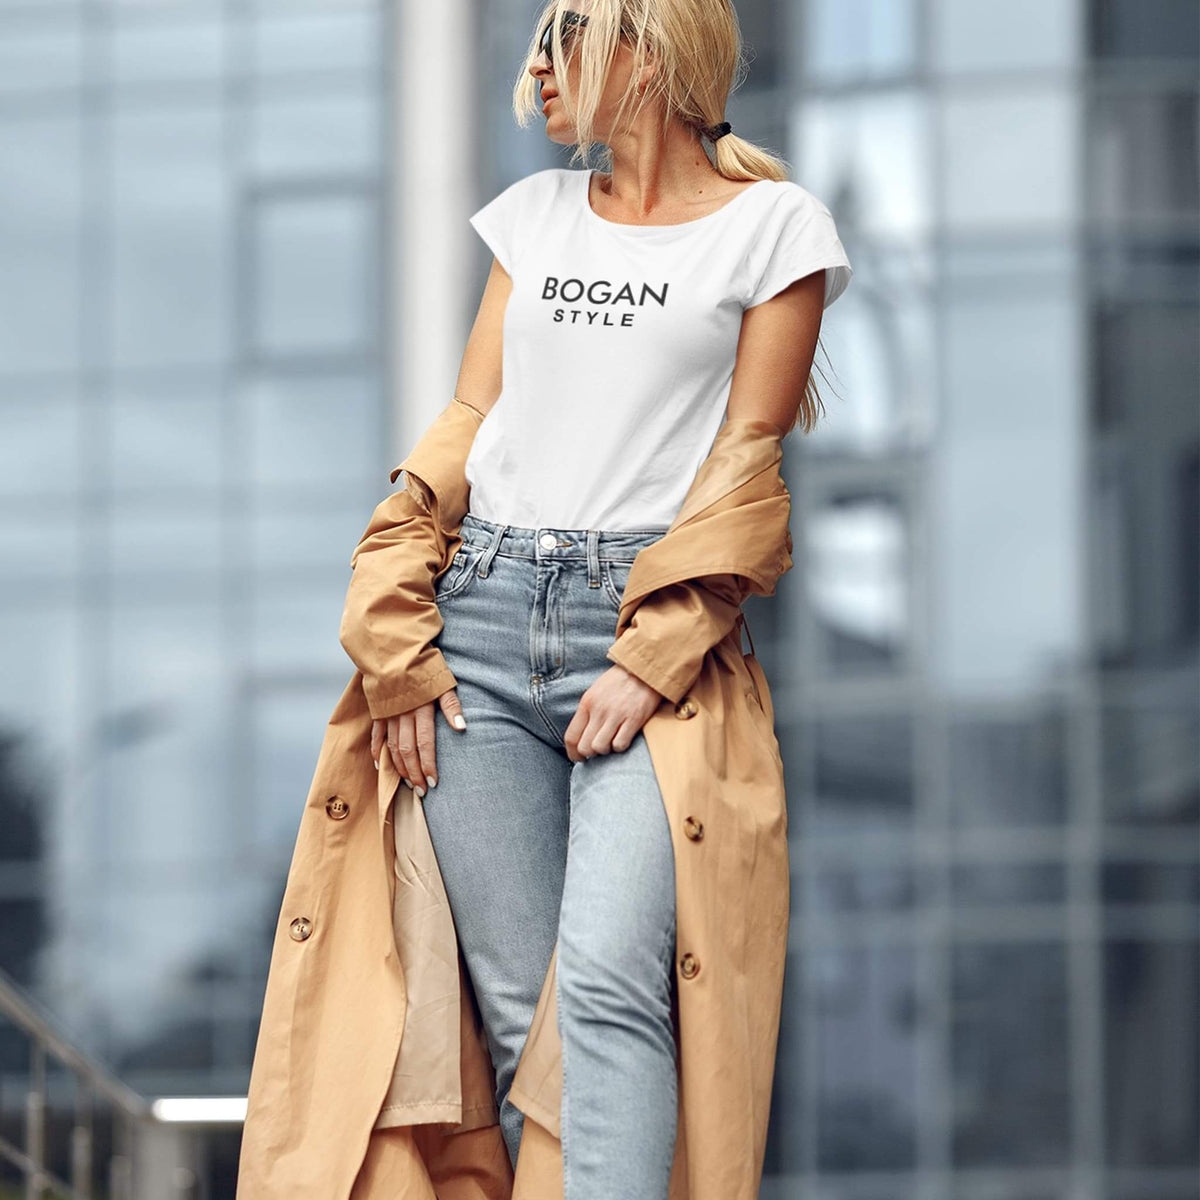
[751,177,836,221]
[487,166,576,204]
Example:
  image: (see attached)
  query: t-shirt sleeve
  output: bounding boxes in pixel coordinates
[743,188,853,310]
[468,172,541,276]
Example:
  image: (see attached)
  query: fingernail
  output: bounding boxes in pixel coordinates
[373,760,379,770]
[414,785,425,799]
[452,714,466,730]
[403,778,412,788]
[428,775,437,788]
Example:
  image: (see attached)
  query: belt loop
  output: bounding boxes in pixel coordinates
[477,523,507,577]
[586,530,600,588]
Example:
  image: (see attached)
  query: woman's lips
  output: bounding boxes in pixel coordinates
[542,94,557,113]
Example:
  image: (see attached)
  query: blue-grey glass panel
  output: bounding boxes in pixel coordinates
[1090,0,1200,61]
[242,371,379,489]
[949,709,1069,828]
[103,601,231,864]
[107,0,217,12]
[0,392,80,497]
[951,942,1070,1167]
[97,877,266,1072]
[109,569,223,608]
[807,861,918,914]
[249,686,345,858]
[815,944,918,1169]
[252,9,380,76]
[1088,90,1200,222]
[1104,938,1199,1167]
[802,0,916,81]
[940,286,1081,687]
[112,106,230,368]
[1090,302,1199,663]
[0,897,46,988]
[812,714,915,832]
[933,0,1078,72]
[111,377,225,492]
[250,501,369,574]
[807,488,910,671]
[951,862,1066,905]
[942,87,1077,229]
[248,0,381,9]
[0,608,80,747]
[731,0,781,89]
[249,92,381,179]
[1101,698,1200,827]
[117,993,219,1073]
[248,193,377,359]
[108,502,224,575]
[110,16,225,85]
[250,581,348,676]
[0,116,81,373]
[0,22,83,92]
[0,514,80,584]
[1102,861,1200,904]
[793,88,929,239]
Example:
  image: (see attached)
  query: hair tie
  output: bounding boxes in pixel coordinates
[704,120,732,141]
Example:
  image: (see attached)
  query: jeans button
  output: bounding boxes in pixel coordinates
[539,532,557,550]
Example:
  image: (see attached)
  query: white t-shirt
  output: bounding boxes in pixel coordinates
[464,166,852,532]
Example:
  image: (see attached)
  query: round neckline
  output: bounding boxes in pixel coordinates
[580,168,772,235]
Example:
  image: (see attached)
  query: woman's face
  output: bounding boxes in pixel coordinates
[529,5,642,147]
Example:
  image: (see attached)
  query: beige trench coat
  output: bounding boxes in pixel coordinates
[236,397,795,1200]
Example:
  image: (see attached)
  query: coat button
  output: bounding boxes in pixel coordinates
[679,952,700,979]
[325,795,349,820]
[683,816,704,841]
[289,917,312,941]
[674,697,698,719]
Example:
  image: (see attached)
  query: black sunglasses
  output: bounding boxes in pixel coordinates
[537,10,589,67]
[537,10,633,67]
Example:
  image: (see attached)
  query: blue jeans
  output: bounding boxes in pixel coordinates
[420,511,678,1198]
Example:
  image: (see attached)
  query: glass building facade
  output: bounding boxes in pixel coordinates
[0,0,1196,1196]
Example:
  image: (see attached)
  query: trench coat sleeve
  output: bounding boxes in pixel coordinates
[338,478,458,720]
[605,574,744,703]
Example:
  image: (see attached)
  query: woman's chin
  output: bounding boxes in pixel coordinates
[543,119,577,146]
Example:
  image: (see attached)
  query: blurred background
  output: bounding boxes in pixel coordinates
[0,0,1196,1197]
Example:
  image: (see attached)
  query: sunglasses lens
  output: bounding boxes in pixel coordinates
[539,11,589,64]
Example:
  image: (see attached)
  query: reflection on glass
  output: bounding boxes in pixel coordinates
[1104,939,1199,1168]
[812,714,914,833]
[807,489,910,672]
[1101,693,1200,827]
[949,708,1069,828]
[815,944,918,1170]
[951,942,1070,1167]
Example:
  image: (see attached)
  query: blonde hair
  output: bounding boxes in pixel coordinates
[510,0,839,435]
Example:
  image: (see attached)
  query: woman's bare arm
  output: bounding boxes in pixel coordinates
[726,268,827,432]
[452,257,511,417]
[371,256,510,790]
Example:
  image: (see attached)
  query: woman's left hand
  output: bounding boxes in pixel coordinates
[564,664,663,761]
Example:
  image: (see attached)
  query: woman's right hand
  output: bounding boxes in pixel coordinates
[371,688,467,797]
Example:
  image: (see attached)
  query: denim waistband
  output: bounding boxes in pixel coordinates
[458,511,667,561]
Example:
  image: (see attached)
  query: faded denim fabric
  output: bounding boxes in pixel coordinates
[420,511,678,1199]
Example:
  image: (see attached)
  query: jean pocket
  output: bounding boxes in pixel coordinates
[434,541,486,603]
[600,559,636,610]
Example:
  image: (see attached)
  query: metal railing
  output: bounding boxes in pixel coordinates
[0,965,151,1200]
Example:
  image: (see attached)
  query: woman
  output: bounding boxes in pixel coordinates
[369,0,852,1194]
